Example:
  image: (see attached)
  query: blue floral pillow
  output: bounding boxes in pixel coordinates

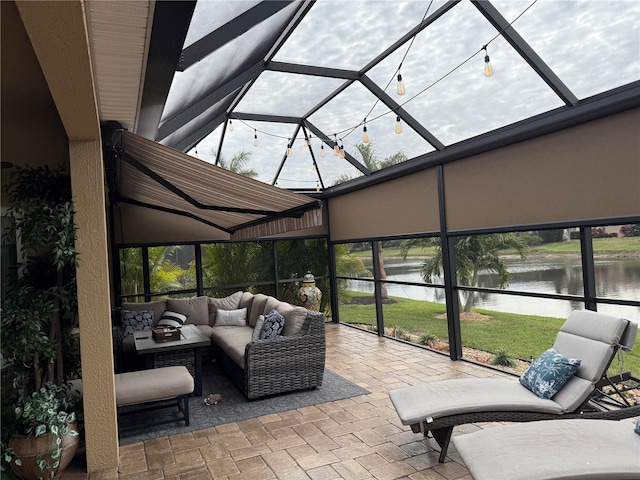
[121,310,154,338]
[520,348,581,399]
[259,309,285,340]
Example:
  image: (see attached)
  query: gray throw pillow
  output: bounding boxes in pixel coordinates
[259,309,285,340]
[252,315,265,341]
[121,310,154,338]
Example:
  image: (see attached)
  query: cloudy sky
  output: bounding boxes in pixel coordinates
[164,0,639,189]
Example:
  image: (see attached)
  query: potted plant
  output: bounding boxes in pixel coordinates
[1,165,81,479]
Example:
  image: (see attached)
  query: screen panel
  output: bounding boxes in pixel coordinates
[444,108,640,231]
[329,169,439,241]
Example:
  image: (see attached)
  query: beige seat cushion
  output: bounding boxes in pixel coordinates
[453,419,640,480]
[167,296,209,325]
[210,325,253,368]
[70,366,194,407]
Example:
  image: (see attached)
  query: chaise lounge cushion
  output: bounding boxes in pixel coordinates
[167,296,209,325]
[389,378,564,427]
[453,419,640,480]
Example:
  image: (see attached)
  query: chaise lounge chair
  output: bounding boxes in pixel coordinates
[389,310,639,463]
[452,418,640,480]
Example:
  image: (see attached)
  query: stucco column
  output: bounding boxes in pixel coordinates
[69,140,119,474]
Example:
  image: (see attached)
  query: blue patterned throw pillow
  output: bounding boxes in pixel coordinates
[259,309,285,340]
[121,310,154,338]
[520,348,581,399]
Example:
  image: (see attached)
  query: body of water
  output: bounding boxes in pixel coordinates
[349,257,640,319]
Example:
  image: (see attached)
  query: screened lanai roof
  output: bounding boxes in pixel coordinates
[134,0,639,193]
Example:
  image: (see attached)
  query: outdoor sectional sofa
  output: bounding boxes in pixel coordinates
[113,291,326,399]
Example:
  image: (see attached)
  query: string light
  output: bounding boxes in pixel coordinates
[233,1,539,153]
[253,129,259,147]
[308,135,313,146]
[396,73,406,96]
[362,122,370,144]
[321,144,326,157]
[286,139,292,157]
[395,116,403,134]
[228,120,234,131]
[483,45,493,77]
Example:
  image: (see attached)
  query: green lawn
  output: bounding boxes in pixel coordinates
[338,292,640,376]
[351,237,639,258]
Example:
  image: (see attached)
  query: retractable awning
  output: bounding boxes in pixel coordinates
[116,131,322,241]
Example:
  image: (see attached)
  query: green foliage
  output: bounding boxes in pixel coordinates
[418,332,440,347]
[538,229,564,243]
[4,383,78,473]
[332,142,407,185]
[217,150,258,179]
[1,165,80,473]
[491,348,516,367]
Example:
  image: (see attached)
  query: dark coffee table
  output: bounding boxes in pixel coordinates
[134,324,210,396]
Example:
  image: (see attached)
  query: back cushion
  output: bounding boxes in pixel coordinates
[121,300,167,327]
[239,292,255,325]
[167,296,209,325]
[249,294,269,327]
[208,291,243,325]
[263,296,282,316]
[277,303,308,336]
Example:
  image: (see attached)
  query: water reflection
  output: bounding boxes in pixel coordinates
[351,257,640,318]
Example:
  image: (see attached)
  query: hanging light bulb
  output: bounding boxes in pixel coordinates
[253,129,259,147]
[321,144,326,157]
[339,140,345,159]
[308,135,313,146]
[483,45,493,77]
[316,181,320,193]
[287,139,292,157]
[333,135,339,156]
[397,73,406,96]
[395,116,403,134]
[304,137,309,147]
[228,120,234,132]
[362,124,370,144]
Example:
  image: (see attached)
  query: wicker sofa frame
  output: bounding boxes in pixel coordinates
[213,310,326,399]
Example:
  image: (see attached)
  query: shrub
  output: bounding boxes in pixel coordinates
[418,332,440,348]
[491,348,516,368]
[538,229,564,243]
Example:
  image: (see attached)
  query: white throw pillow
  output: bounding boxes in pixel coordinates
[252,315,265,341]
[215,307,247,326]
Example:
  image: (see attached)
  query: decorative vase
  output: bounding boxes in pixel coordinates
[298,271,322,311]
[8,424,79,480]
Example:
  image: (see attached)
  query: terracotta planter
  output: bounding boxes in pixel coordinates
[8,424,79,480]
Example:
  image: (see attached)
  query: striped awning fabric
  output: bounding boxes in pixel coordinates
[118,131,322,240]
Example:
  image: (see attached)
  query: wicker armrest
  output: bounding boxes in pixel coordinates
[242,310,326,399]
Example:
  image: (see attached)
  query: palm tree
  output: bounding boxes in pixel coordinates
[217,150,258,178]
[402,234,529,312]
[120,246,186,298]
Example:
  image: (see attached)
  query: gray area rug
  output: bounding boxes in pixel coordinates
[118,361,369,445]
